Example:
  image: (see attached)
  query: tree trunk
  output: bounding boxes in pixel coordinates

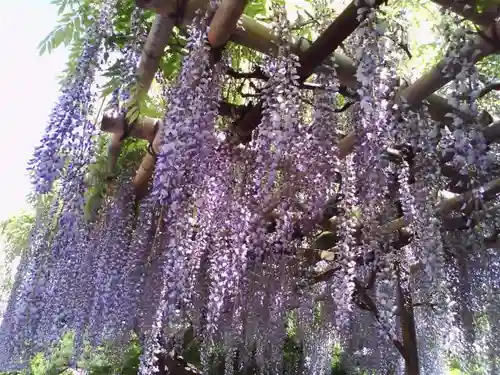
[395,267,420,375]
[401,300,420,375]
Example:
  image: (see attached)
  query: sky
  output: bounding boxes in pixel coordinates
[0,0,68,221]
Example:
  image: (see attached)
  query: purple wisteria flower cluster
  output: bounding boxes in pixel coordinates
[1,1,500,374]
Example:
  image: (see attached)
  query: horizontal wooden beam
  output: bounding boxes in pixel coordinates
[399,20,500,106]
[230,0,385,143]
[228,13,492,142]
[298,0,387,80]
[105,15,175,176]
[101,115,157,141]
[129,1,496,150]
[126,0,500,203]
[430,0,500,27]
[315,175,500,261]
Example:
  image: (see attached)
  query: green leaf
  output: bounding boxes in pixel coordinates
[101,78,120,97]
[244,0,267,18]
[38,32,54,55]
[57,0,68,15]
[63,23,74,46]
[125,105,140,124]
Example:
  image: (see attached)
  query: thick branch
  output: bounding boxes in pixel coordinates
[207,0,247,48]
[229,0,385,143]
[476,82,500,100]
[133,123,162,200]
[395,264,420,375]
[136,0,207,23]
[137,15,176,93]
[103,15,174,175]
[298,0,387,80]
[399,20,500,106]
[430,0,500,27]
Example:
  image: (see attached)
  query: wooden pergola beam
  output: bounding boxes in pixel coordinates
[234,19,500,143]
[121,0,500,202]
[314,175,500,261]
[130,1,496,142]
[227,13,493,142]
[103,108,500,154]
[298,0,387,80]
[232,0,387,142]
[130,1,248,197]
[431,0,500,27]
[105,15,175,176]
[398,20,500,106]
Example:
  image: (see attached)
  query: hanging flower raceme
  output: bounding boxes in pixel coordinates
[28,0,117,194]
[440,24,491,190]
[113,8,146,113]
[139,12,225,374]
[194,144,246,342]
[85,180,136,344]
[0,225,53,370]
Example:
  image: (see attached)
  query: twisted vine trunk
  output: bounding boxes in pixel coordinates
[396,266,420,375]
[401,301,420,375]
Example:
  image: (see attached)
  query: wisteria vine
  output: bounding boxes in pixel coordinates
[1,1,500,375]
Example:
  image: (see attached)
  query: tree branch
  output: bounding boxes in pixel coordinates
[476,82,500,100]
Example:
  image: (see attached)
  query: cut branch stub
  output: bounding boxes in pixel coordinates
[101,114,157,142]
[102,115,157,175]
[125,102,248,197]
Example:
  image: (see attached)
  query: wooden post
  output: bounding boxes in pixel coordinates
[133,120,163,199]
